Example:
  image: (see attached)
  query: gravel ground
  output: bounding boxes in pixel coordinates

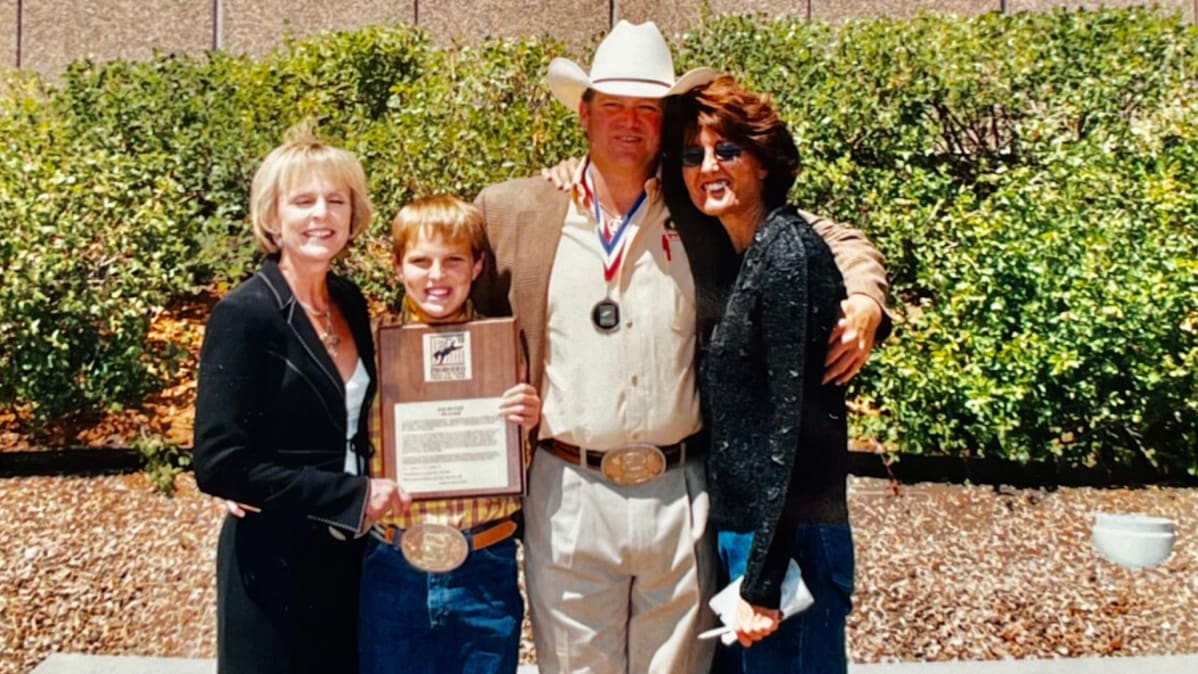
[1,474,1193,673]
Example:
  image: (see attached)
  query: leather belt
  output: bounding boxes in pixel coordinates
[377,516,518,552]
[539,438,687,468]
[539,436,693,486]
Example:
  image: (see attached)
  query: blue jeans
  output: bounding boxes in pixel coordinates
[715,523,854,674]
[358,535,522,674]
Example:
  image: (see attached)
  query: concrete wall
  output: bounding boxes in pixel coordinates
[0,1,16,70]
[18,0,212,75]
[1008,0,1189,15]
[813,1,998,22]
[5,0,1194,75]
[220,0,413,56]
[418,0,609,50]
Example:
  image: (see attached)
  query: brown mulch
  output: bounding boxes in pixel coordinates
[849,481,1195,660]
[0,474,1193,673]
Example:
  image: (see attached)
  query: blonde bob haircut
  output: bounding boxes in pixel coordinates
[390,194,488,263]
[250,129,373,255]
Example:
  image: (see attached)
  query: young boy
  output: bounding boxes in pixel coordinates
[358,194,540,674]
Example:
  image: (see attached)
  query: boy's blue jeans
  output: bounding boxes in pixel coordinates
[358,535,522,674]
[715,523,855,674]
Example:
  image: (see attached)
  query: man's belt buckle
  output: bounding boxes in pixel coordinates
[600,443,667,486]
[399,523,469,573]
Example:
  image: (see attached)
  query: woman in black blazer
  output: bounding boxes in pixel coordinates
[193,130,409,674]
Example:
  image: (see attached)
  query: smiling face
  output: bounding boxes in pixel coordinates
[681,125,768,232]
[397,230,483,320]
[273,172,353,268]
[580,91,664,181]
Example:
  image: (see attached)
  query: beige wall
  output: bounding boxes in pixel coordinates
[0,1,15,70]
[1009,0,1192,20]
[220,0,413,56]
[812,0,999,22]
[18,0,212,75]
[617,0,699,39]
[418,0,608,50]
[6,0,1194,75]
[617,0,812,41]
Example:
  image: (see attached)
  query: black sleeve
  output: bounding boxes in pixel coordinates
[192,294,368,532]
[739,229,809,608]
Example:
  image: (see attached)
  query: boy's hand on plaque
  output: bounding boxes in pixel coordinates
[499,383,541,430]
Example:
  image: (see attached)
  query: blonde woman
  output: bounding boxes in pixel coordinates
[193,131,408,673]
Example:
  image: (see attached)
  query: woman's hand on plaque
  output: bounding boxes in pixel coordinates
[365,478,411,525]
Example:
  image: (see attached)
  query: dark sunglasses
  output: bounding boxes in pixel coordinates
[680,142,744,167]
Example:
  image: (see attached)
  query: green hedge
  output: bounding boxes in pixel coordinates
[0,24,580,430]
[0,10,1194,475]
[674,8,1198,473]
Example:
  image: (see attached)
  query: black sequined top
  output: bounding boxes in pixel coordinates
[702,204,849,608]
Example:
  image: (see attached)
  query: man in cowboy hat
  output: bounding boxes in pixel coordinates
[471,20,888,674]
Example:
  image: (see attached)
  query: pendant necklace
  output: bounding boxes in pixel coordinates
[587,163,646,333]
[297,299,341,354]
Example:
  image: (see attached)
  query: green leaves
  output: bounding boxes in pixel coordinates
[0,9,1194,476]
[675,7,1198,476]
[852,94,1198,476]
[0,24,578,431]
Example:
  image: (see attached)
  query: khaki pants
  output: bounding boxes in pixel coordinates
[524,448,718,674]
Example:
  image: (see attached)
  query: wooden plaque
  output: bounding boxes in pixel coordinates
[376,317,524,500]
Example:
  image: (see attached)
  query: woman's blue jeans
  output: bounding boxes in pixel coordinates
[358,536,522,674]
[715,523,855,674]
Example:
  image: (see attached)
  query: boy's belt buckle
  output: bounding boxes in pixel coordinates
[600,444,667,486]
[400,523,468,573]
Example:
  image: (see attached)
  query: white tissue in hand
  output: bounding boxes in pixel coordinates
[708,559,814,644]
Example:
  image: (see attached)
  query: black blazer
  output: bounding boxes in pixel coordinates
[193,256,376,533]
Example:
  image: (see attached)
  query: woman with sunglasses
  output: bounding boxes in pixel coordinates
[661,74,857,674]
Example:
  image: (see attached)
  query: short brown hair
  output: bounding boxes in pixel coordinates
[250,128,373,254]
[389,195,488,263]
[673,75,799,209]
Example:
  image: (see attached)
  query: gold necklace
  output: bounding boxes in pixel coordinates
[297,300,342,354]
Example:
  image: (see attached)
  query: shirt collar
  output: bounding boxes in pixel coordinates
[572,156,662,214]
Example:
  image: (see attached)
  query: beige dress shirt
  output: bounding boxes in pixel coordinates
[539,169,702,449]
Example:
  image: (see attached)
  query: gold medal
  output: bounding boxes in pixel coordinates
[399,523,469,573]
[600,444,667,486]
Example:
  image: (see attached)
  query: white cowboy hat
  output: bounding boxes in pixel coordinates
[547,20,720,111]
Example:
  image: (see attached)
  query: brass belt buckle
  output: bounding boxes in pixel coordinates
[600,443,667,486]
[399,523,468,573]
